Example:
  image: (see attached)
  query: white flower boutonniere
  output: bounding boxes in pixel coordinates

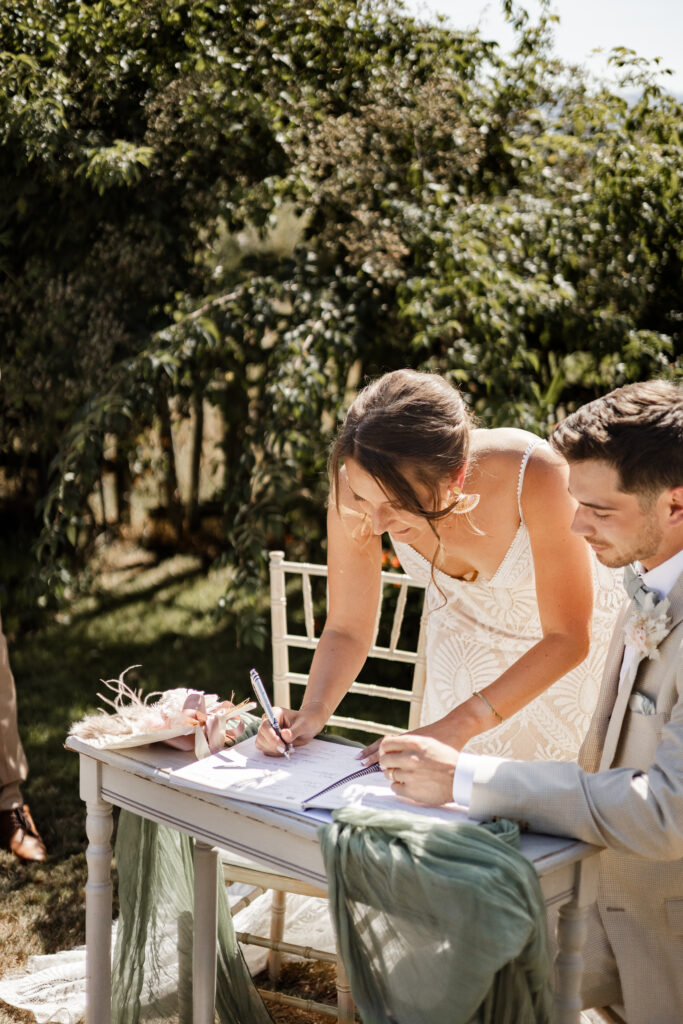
[623,594,671,660]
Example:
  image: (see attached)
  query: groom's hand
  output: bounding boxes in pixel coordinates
[378,734,460,806]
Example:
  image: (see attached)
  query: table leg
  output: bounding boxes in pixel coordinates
[83,766,114,1024]
[193,840,218,1024]
[554,853,600,1024]
[177,911,194,1024]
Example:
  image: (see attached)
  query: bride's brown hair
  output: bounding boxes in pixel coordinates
[329,369,475,530]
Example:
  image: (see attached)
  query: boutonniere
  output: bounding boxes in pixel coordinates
[623,595,671,660]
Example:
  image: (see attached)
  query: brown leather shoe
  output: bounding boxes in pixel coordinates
[0,804,47,862]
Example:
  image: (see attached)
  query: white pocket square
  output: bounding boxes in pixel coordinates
[628,691,657,716]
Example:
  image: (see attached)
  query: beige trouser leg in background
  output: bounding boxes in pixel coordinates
[0,612,28,812]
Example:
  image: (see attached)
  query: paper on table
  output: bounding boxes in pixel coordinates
[170,735,372,811]
[306,773,477,824]
[170,735,476,821]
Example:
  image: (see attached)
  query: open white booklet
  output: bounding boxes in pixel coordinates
[170,734,472,823]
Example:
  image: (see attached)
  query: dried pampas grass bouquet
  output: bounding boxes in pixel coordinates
[69,666,256,758]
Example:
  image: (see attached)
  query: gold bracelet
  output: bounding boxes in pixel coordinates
[472,690,504,723]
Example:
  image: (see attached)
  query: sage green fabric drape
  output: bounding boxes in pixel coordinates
[112,811,274,1024]
[319,809,555,1024]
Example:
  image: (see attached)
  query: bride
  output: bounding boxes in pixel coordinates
[258,369,623,762]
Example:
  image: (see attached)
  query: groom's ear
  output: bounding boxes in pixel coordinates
[665,486,683,526]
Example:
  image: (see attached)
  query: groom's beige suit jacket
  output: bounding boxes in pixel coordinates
[468,570,683,1024]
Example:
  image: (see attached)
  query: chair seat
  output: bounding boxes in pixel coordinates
[580,1009,628,1023]
[220,848,328,898]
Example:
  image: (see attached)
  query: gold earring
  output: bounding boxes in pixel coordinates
[449,488,480,515]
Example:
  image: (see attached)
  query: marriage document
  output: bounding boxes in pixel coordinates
[169,735,471,822]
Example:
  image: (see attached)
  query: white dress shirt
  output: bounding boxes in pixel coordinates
[453,546,683,809]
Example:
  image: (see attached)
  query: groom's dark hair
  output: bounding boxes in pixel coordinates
[551,379,683,500]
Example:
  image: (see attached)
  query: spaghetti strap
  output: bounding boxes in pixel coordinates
[516,439,546,524]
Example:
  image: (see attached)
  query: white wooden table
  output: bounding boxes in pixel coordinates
[66,736,600,1024]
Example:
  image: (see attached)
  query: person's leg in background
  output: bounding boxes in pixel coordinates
[0,612,46,861]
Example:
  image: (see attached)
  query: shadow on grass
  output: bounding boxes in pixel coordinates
[73,560,207,623]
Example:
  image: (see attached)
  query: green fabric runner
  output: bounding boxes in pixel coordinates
[112,811,274,1024]
[320,809,555,1024]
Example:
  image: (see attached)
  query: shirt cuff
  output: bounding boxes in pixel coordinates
[452,752,480,808]
[452,753,502,811]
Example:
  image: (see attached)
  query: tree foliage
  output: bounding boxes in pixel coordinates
[1,0,681,629]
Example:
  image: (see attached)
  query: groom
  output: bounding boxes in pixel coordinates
[379,379,683,1024]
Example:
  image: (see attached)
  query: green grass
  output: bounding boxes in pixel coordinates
[0,546,268,1017]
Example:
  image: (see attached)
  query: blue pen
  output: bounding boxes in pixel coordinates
[250,668,292,758]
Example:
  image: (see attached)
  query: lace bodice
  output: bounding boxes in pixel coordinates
[391,440,625,760]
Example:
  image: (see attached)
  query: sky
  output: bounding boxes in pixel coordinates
[403,0,683,95]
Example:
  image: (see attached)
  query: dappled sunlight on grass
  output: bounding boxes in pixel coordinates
[2,546,269,998]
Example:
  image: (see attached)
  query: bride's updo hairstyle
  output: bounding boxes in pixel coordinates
[329,369,475,527]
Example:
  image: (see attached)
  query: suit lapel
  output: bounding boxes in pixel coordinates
[599,570,683,770]
[664,570,683,630]
[599,654,638,769]
[580,602,628,772]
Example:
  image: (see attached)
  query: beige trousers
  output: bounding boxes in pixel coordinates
[0,612,28,811]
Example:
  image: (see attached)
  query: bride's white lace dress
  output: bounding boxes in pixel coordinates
[391,441,625,760]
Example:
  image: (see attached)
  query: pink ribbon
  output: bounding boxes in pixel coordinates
[164,691,250,757]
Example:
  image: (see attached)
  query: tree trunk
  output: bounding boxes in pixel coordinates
[185,385,204,533]
[113,437,132,525]
[158,397,183,540]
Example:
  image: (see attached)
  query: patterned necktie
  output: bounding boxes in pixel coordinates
[623,562,660,610]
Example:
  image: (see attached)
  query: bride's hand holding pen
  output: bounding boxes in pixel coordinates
[254,693,331,757]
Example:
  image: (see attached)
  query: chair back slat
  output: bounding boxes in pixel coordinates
[326,714,406,737]
[282,636,420,663]
[370,582,383,649]
[302,572,315,640]
[269,550,291,709]
[283,672,422,705]
[268,550,427,738]
[389,582,408,653]
[408,603,428,729]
